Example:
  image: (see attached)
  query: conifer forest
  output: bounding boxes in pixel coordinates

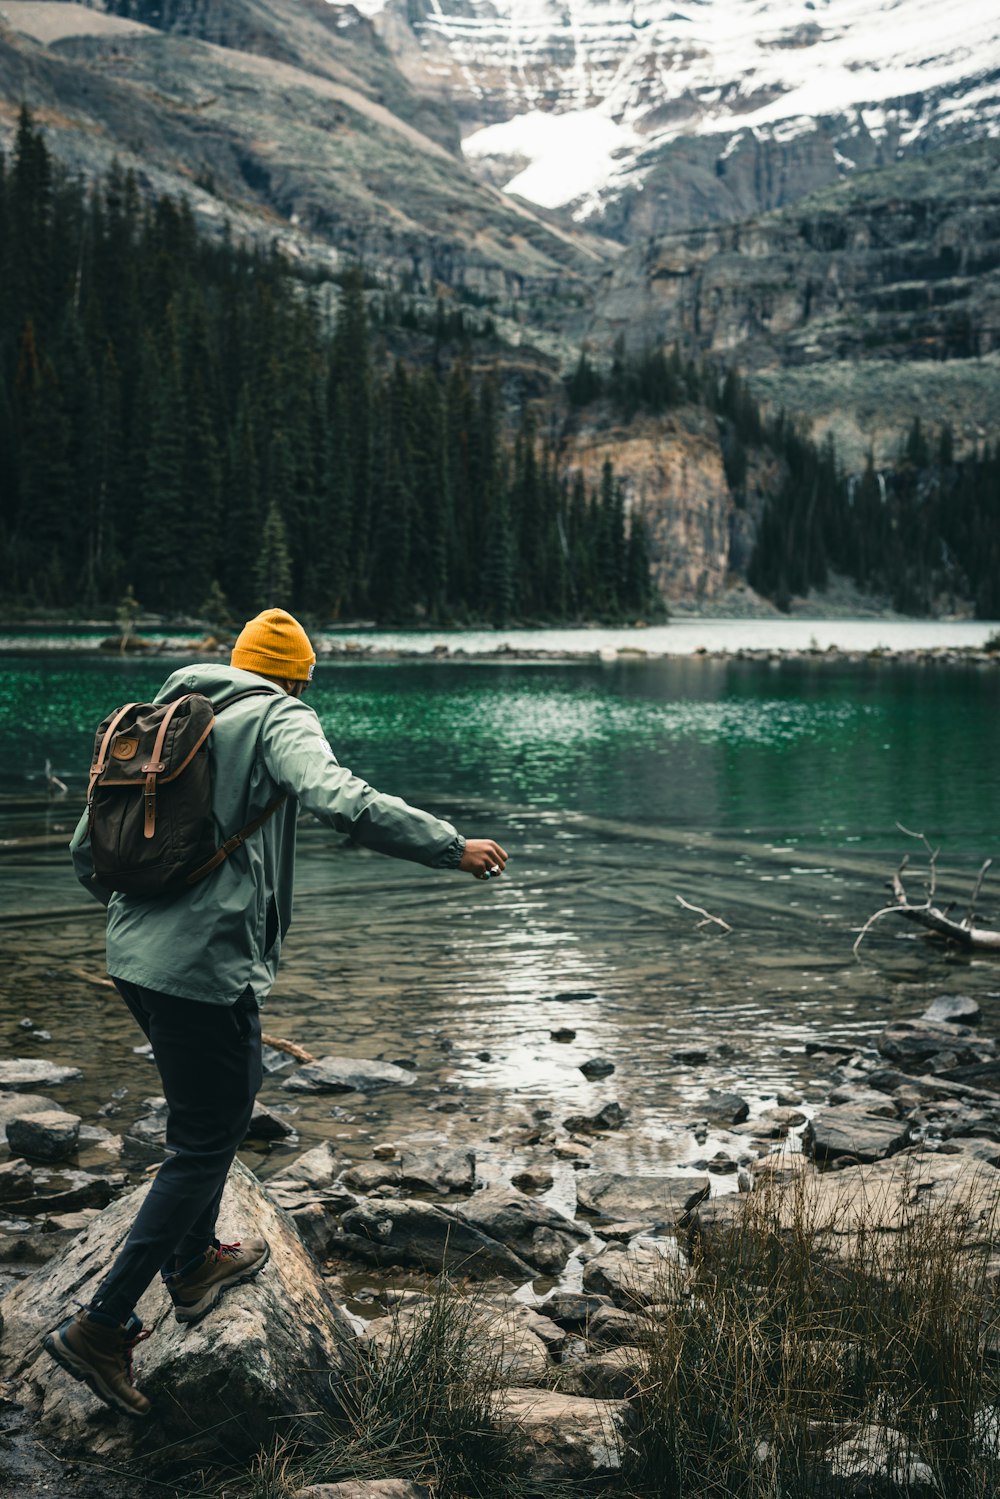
[2,108,999,624]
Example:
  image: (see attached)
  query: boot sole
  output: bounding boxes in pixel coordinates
[42,1329,151,1419]
[172,1242,271,1325]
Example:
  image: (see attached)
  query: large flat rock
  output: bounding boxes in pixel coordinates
[452,1185,588,1274]
[339,1198,534,1281]
[0,1159,356,1472]
[804,1106,911,1163]
[500,1387,628,1480]
[576,1172,709,1223]
[283,1057,416,1094]
[0,1062,82,1092]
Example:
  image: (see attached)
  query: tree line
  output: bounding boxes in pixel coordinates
[0,109,658,626]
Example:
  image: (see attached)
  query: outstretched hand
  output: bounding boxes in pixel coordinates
[459,838,509,881]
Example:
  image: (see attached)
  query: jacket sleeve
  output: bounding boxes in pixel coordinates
[69,806,113,906]
[259,696,465,869]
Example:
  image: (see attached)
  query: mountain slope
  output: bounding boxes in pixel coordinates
[0,0,610,300]
[353,0,1000,240]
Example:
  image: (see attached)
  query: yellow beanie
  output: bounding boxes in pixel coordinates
[231,608,316,681]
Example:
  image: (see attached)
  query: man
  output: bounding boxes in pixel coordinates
[46,607,507,1418]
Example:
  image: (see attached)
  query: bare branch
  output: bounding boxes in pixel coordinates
[676,894,732,933]
[965,860,993,927]
[261,1032,317,1063]
[856,834,1000,957]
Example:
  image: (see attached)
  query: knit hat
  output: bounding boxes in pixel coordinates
[231,608,316,681]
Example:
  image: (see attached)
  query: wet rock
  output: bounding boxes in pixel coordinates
[246,1102,296,1140]
[339,1198,535,1280]
[877,1019,994,1071]
[283,1057,416,1094]
[0,1159,34,1202]
[754,1107,807,1137]
[706,1090,749,1124]
[586,1305,649,1346]
[0,1091,59,1141]
[260,1043,293,1074]
[6,1112,81,1164]
[267,1144,356,1218]
[2,1164,357,1472]
[554,1140,592,1162]
[0,1061,82,1092]
[706,1151,739,1174]
[341,1160,403,1194]
[3,1167,126,1216]
[550,1027,576,1042]
[672,1047,710,1064]
[539,1290,615,1329]
[295,1484,432,1499]
[593,1219,648,1242]
[499,1388,628,1479]
[41,1210,100,1236]
[562,1102,628,1134]
[511,1165,554,1193]
[399,1146,475,1195]
[270,1141,341,1192]
[804,1107,912,1164]
[129,1096,168,1144]
[452,1186,588,1275]
[576,1172,709,1224]
[582,1240,687,1307]
[579,1058,615,1080]
[828,1085,901,1115]
[922,994,981,1027]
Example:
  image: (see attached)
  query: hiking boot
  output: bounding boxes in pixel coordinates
[164,1236,270,1325]
[43,1309,152,1418]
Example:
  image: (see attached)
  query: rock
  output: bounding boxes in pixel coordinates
[562,1102,627,1134]
[6,1112,81,1164]
[672,1047,710,1064]
[877,1020,994,1071]
[804,1107,912,1164]
[129,1096,168,1144]
[593,1219,649,1242]
[341,1160,403,1194]
[452,1186,589,1274]
[0,1091,59,1139]
[0,1160,356,1470]
[260,1044,293,1074]
[283,1057,416,1094]
[585,1305,649,1346]
[266,1144,357,1218]
[558,1344,646,1399]
[821,1423,937,1495]
[582,1240,687,1307]
[539,1290,615,1329]
[295,1484,432,1499]
[399,1146,475,1195]
[3,1168,126,1216]
[0,1061,82,1092]
[0,1159,34,1202]
[576,1172,709,1224]
[364,1299,550,1383]
[41,1211,100,1235]
[705,1090,750,1124]
[245,1102,296,1140]
[499,1388,628,1480]
[921,994,981,1027]
[550,1027,576,1042]
[554,1141,592,1162]
[339,1198,535,1280]
[269,1141,341,1192]
[579,1058,615,1080]
[828,1086,901,1115]
[511,1166,554,1193]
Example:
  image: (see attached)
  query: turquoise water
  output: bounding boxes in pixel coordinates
[1,651,998,1185]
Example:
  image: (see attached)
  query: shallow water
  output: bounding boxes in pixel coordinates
[2,651,999,1202]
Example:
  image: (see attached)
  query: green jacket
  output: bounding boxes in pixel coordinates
[70,663,465,1004]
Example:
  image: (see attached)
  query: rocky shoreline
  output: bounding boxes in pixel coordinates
[1,992,999,1495]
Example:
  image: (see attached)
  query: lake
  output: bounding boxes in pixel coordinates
[1,631,998,1206]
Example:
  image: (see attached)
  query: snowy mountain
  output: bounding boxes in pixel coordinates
[358,0,1000,236]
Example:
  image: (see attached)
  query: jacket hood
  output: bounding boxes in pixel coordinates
[155,663,287,707]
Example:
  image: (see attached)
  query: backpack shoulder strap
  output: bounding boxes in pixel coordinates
[185,794,287,886]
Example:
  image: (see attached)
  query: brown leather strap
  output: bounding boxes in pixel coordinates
[185,794,287,886]
[89,702,138,801]
[141,696,189,839]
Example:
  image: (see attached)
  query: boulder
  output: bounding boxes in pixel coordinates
[1,1167,126,1216]
[0,1159,356,1470]
[0,1062,82,1092]
[341,1160,403,1194]
[339,1199,535,1281]
[0,1091,59,1139]
[921,994,981,1027]
[296,1485,431,1499]
[562,1102,627,1134]
[579,1058,615,1080]
[283,1057,416,1094]
[399,1146,475,1195]
[246,1102,296,1140]
[877,1020,994,1071]
[6,1111,81,1164]
[803,1107,911,1164]
[582,1240,687,1307]
[585,1305,650,1347]
[558,1344,646,1399]
[820,1422,937,1496]
[538,1290,614,1330]
[705,1090,750,1124]
[500,1388,628,1480]
[363,1298,550,1383]
[0,1158,34,1202]
[511,1165,554,1193]
[452,1186,588,1275]
[576,1172,709,1224]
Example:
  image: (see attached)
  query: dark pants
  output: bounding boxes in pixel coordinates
[90,978,263,1324]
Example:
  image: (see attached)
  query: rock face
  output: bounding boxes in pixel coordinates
[283,1057,417,1094]
[0,1160,356,1470]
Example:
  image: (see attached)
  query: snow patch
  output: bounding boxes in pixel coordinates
[463,108,641,208]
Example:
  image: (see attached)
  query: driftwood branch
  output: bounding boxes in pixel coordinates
[854,830,1000,956]
[261,1033,317,1063]
[676,894,732,933]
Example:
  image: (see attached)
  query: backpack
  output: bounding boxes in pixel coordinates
[85,688,285,897]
